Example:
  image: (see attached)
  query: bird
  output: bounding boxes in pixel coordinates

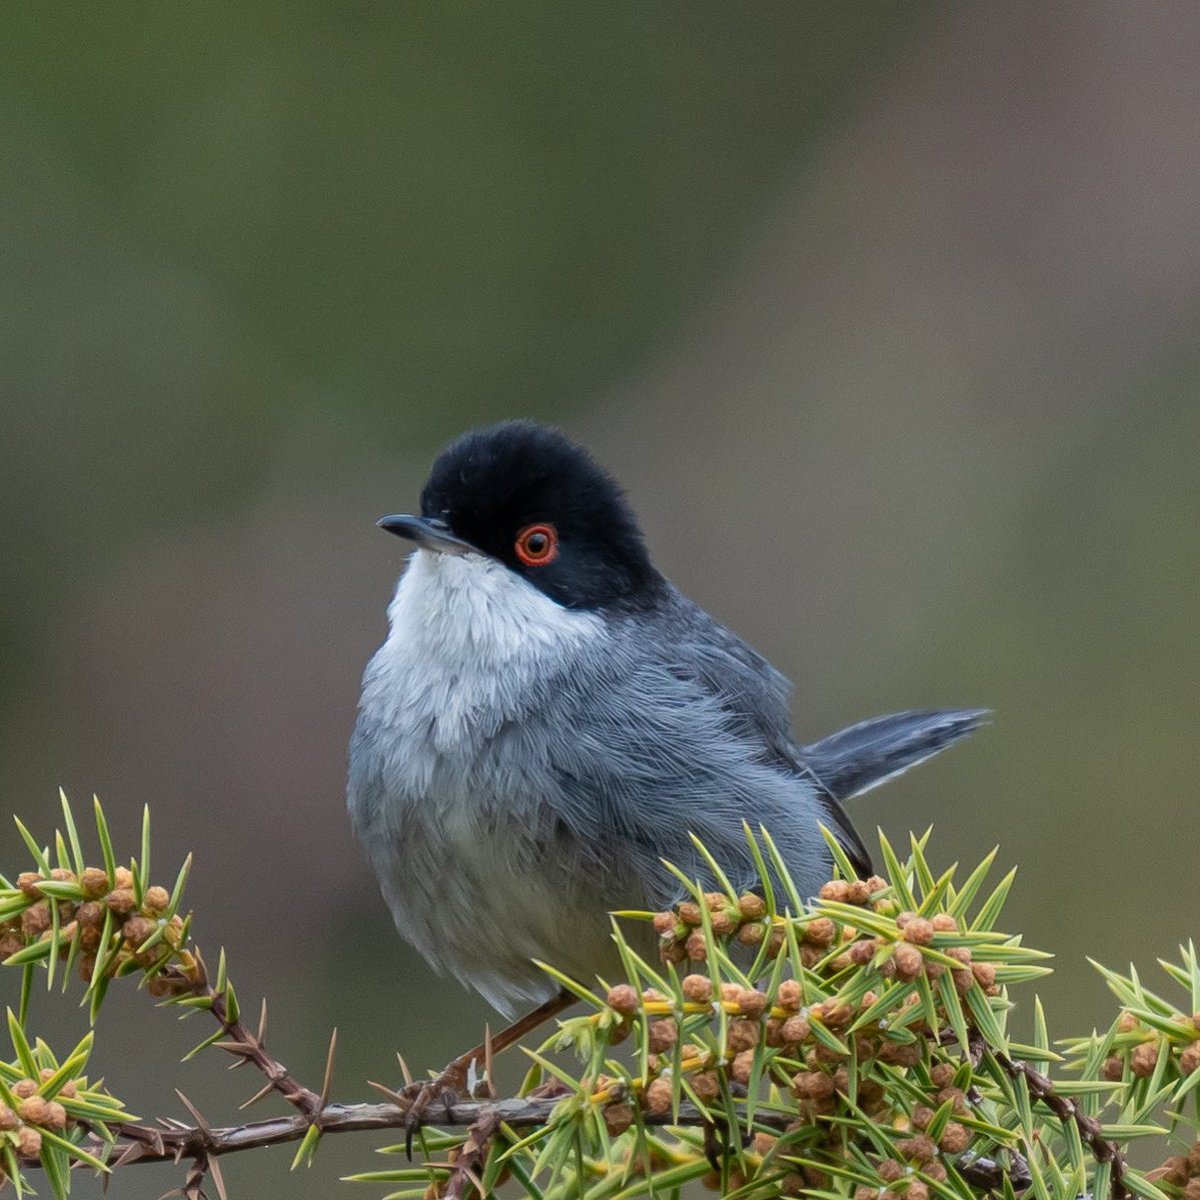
[348,419,984,1028]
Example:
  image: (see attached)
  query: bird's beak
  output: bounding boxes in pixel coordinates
[376,514,478,556]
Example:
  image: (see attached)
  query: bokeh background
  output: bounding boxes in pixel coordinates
[3,3,1199,1195]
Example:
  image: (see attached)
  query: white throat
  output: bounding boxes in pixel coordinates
[361,549,605,749]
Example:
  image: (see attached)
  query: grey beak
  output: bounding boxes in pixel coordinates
[377,514,478,556]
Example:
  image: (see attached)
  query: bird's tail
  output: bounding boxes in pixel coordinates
[802,708,988,802]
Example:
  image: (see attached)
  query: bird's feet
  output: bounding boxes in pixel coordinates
[401,1061,469,1157]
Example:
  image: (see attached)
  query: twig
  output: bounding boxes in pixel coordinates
[993,1049,1128,1200]
[99,1097,791,1168]
[197,976,321,1116]
[444,1105,502,1199]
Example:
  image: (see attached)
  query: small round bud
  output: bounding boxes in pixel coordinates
[737,921,765,947]
[684,931,707,961]
[16,1126,42,1159]
[17,1095,50,1125]
[57,1080,77,1099]
[606,985,639,1015]
[12,1079,37,1099]
[0,1104,17,1130]
[911,1105,934,1130]
[113,866,134,889]
[879,1039,922,1067]
[1183,1179,1200,1200]
[793,1070,834,1100]
[939,1122,970,1154]
[937,1086,967,1113]
[1180,1040,1200,1075]
[79,867,110,898]
[709,911,736,937]
[16,872,43,897]
[641,987,667,1003]
[652,911,678,935]
[931,913,958,932]
[855,1188,878,1200]
[907,1182,930,1200]
[681,974,712,1004]
[847,880,872,905]
[738,893,766,919]
[736,988,767,1020]
[603,1103,634,1135]
[776,979,802,1009]
[972,962,996,989]
[731,1049,755,1084]
[1131,1043,1159,1078]
[765,927,786,958]
[893,943,923,982]
[903,918,934,946]
[850,939,877,966]
[44,1101,68,1131]
[648,1019,677,1054]
[642,1077,672,1114]
[804,917,837,947]
[660,941,687,965]
[819,880,850,903]
[929,1063,955,1088]
[752,1131,777,1156]
[727,1019,760,1053]
[1102,1056,1125,1081]
[122,915,157,947]
[899,1135,936,1163]
[677,902,702,926]
[878,1159,905,1183]
[21,902,51,938]
[49,867,74,883]
[690,1071,719,1101]
[895,910,916,928]
[823,1002,853,1029]
[1117,1011,1138,1033]
[107,889,136,917]
[144,885,170,913]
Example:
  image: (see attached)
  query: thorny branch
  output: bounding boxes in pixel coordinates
[994,1050,1129,1200]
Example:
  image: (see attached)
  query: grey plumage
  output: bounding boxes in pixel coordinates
[349,541,982,1014]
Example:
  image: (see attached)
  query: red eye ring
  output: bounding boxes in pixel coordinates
[514,523,558,567]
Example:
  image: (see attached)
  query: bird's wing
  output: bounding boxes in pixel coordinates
[539,610,842,908]
[650,591,875,877]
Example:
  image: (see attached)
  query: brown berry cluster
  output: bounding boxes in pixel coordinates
[651,878,892,966]
[0,867,198,997]
[652,892,772,963]
[1151,1143,1200,1200]
[0,1071,75,1163]
[863,910,999,995]
[1101,1011,1200,1085]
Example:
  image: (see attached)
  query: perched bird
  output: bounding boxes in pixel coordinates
[348,420,983,1018]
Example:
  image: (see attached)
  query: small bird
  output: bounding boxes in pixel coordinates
[348,420,983,1018]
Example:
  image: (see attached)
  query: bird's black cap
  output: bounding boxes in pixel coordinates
[382,420,666,612]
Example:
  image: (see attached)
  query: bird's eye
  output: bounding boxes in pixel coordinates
[514,523,559,567]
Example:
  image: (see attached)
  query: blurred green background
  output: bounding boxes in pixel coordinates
[3,3,1200,1195]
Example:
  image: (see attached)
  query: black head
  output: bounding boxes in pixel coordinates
[378,420,665,611]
